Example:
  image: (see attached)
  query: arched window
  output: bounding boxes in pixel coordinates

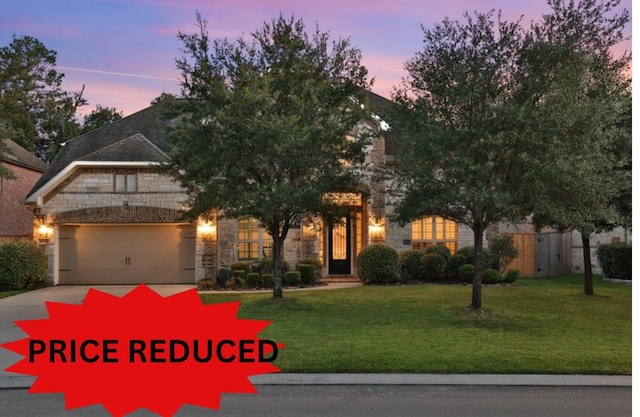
[411,216,457,253]
[237,217,273,261]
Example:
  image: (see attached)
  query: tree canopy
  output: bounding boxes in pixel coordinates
[165,13,374,298]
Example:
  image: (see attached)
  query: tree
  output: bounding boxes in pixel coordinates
[520,0,631,295]
[165,14,372,298]
[0,35,86,162]
[390,11,530,309]
[80,105,123,134]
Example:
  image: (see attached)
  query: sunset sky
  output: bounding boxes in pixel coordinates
[2,0,633,117]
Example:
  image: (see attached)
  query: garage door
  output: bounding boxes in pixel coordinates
[59,224,196,284]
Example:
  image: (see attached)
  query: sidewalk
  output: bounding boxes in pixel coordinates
[0,285,631,389]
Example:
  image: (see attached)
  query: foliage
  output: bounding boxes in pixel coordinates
[488,234,519,275]
[420,253,446,282]
[482,268,502,285]
[504,269,520,283]
[80,105,123,134]
[231,269,246,280]
[261,273,274,288]
[296,264,316,285]
[520,0,631,296]
[258,257,289,275]
[399,249,424,281]
[246,272,262,287]
[423,245,451,262]
[216,267,231,286]
[284,271,301,287]
[455,246,491,270]
[0,35,87,162]
[356,244,400,284]
[596,243,631,280]
[166,13,373,299]
[448,254,466,280]
[297,258,322,280]
[390,10,531,308]
[197,278,217,290]
[230,262,251,274]
[458,264,475,284]
[0,240,47,290]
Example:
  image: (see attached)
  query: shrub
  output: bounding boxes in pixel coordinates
[488,234,519,275]
[284,271,301,287]
[232,269,246,280]
[197,278,217,291]
[455,246,491,269]
[258,257,289,275]
[420,253,446,281]
[245,272,261,287]
[261,273,274,288]
[596,243,632,280]
[216,268,231,286]
[0,240,47,290]
[504,269,520,283]
[458,264,475,284]
[482,268,502,285]
[448,254,466,279]
[225,277,242,289]
[296,264,316,285]
[230,262,251,274]
[424,245,451,262]
[297,258,322,280]
[399,250,424,281]
[356,244,400,284]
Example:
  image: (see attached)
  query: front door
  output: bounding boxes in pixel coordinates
[328,216,351,275]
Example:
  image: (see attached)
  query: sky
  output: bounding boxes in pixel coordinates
[1,0,633,117]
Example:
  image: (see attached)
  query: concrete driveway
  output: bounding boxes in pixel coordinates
[0,285,196,388]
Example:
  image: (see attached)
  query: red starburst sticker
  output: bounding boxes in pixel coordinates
[1,285,282,417]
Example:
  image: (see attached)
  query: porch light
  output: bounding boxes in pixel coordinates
[197,221,216,236]
[369,219,385,243]
[37,223,53,240]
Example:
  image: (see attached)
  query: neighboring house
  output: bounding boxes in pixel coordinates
[24,95,629,285]
[0,139,48,243]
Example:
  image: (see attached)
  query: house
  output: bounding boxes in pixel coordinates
[0,139,48,243]
[24,94,627,285]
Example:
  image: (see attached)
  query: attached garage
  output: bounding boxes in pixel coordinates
[58,224,196,285]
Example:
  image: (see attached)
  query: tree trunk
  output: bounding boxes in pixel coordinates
[582,233,594,296]
[272,236,284,299]
[471,228,484,309]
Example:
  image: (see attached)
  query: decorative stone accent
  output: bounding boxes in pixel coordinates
[52,206,184,223]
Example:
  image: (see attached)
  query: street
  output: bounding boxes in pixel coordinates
[0,385,631,417]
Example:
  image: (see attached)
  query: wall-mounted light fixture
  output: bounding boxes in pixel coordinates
[368,218,385,243]
[37,221,53,240]
[197,220,216,237]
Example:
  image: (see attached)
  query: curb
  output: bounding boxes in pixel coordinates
[1,373,630,390]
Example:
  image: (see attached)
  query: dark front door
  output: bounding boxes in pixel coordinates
[328,216,351,275]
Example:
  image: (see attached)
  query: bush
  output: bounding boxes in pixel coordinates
[232,269,246,280]
[216,268,231,286]
[458,264,475,284]
[482,268,502,285]
[296,264,316,285]
[258,257,289,275]
[197,278,217,290]
[455,246,491,269]
[596,243,632,280]
[488,234,519,275]
[505,269,520,283]
[420,253,446,281]
[0,240,47,290]
[230,262,251,274]
[225,277,245,289]
[424,245,451,262]
[356,244,400,284]
[297,258,322,280]
[245,272,261,287]
[448,254,466,279]
[399,250,424,281]
[261,273,274,288]
[284,271,301,287]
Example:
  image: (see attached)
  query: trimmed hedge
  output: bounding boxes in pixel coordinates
[245,272,261,287]
[399,250,423,281]
[482,268,502,285]
[420,253,446,281]
[284,271,301,287]
[596,243,631,280]
[297,258,322,281]
[458,264,474,283]
[0,240,47,290]
[296,264,316,285]
[261,274,274,288]
[356,244,400,284]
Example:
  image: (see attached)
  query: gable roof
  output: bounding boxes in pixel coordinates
[26,104,172,200]
[1,139,48,172]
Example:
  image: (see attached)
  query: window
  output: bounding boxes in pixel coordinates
[237,217,273,261]
[411,216,457,253]
[115,173,137,192]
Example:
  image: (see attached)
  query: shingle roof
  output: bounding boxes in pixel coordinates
[1,139,48,172]
[26,104,172,199]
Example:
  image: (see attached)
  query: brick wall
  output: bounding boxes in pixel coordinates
[0,163,42,236]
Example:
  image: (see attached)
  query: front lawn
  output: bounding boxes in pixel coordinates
[0,289,28,299]
[200,274,631,374]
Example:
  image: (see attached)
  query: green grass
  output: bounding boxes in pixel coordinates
[200,274,631,374]
[0,289,28,299]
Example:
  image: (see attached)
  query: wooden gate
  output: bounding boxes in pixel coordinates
[535,232,572,277]
[505,233,535,277]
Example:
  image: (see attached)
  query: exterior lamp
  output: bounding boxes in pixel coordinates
[368,219,385,243]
